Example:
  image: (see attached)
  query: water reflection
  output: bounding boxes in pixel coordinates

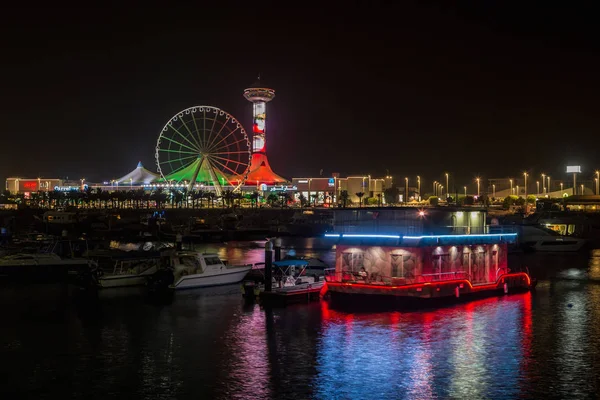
[316,296,532,399]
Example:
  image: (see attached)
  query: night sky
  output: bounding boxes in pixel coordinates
[2,2,599,187]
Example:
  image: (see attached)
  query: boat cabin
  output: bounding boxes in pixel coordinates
[326,233,517,286]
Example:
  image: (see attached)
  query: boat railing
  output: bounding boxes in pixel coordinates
[325,268,472,285]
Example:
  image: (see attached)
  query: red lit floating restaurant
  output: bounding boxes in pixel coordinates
[323,233,535,308]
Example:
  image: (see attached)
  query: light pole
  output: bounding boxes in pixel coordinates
[445,173,449,197]
[596,178,599,196]
[523,172,528,198]
[596,171,600,195]
[541,173,546,194]
[464,186,467,197]
[560,182,564,192]
[492,184,496,198]
[440,185,444,198]
[308,178,312,207]
[581,184,584,195]
[417,176,421,200]
[130,178,133,190]
[547,176,551,195]
[536,181,539,195]
[433,181,437,197]
[405,177,409,204]
[509,179,513,195]
[476,178,480,197]
[516,185,519,196]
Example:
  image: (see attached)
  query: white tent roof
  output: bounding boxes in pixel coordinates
[116,162,159,184]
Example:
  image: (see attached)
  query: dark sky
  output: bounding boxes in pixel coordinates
[2,2,599,187]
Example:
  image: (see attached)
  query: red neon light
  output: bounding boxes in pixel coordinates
[22,181,37,190]
[327,273,531,292]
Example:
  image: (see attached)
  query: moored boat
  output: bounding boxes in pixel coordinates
[323,232,535,309]
[161,251,252,290]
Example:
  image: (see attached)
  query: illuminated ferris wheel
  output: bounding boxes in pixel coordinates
[155,106,251,195]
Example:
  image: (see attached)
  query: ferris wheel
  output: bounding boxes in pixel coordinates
[155,106,251,195]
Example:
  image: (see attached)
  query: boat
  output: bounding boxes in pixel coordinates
[97,257,161,288]
[323,232,535,309]
[163,251,252,290]
[517,224,587,252]
[0,252,97,284]
[245,259,325,305]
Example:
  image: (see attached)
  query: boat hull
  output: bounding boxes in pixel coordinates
[98,266,158,288]
[172,267,251,290]
[326,273,532,309]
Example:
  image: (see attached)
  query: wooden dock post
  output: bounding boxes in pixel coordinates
[265,240,273,292]
[274,237,282,262]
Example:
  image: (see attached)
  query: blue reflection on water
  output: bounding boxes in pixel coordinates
[315,295,531,400]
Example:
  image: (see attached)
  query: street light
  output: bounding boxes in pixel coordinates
[523,172,528,198]
[464,186,467,197]
[596,178,599,196]
[581,184,584,195]
[536,181,539,195]
[445,173,449,196]
[405,177,409,204]
[547,176,551,195]
[492,184,496,198]
[596,171,600,195]
[509,179,513,195]
[560,182,564,192]
[433,181,437,196]
[476,177,480,197]
[440,185,444,198]
[417,176,421,200]
[541,173,546,194]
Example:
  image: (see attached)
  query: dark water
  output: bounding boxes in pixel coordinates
[2,239,600,399]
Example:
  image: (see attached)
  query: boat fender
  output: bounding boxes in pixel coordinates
[455,286,460,298]
[504,282,508,294]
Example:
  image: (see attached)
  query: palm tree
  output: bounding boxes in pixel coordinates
[298,192,307,209]
[355,192,365,208]
[278,192,289,209]
[339,190,349,208]
[266,193,278,207]
[249,191,259,209]
[376,193,382,207]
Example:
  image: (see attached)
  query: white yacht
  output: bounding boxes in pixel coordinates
[98,258,160,288]
[166,251,252,290]
[519,225,587,252]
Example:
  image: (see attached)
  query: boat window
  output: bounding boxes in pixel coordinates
[204,257,221,265]
[180,256,200,268]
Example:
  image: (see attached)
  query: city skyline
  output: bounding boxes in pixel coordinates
[1,3,599,184]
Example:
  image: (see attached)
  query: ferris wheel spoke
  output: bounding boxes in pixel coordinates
[161,133,200,154]
[158,148,199,155]
[205,118,229,152]
[210,137,249,154]
[211,150,251,155]
[177,117,203,151]
[204,112,219,149]
[205,126,240,154]
[208,156,246,176]
[159,154,198,166]
[190,110,204,149]
[209,155,250,168]
[169,119,200,151]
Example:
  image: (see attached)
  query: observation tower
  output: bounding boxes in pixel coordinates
[243,79,287,186]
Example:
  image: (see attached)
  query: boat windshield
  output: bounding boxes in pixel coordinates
[180,256,200,269]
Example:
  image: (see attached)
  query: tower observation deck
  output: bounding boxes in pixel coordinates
[243,79,287,186]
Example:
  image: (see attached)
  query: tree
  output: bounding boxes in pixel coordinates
[502,195,519,210]
[339,190,349,208]
[249,191,260,208]
[355,192,365,207]
[464,195,475,206]
[527,194,537,204]
[429,196,439,206]
[376,193,383,207]
[278,192,289,209]
[383,186,400,205]
[266,193,278,207]
[298,192,307,209]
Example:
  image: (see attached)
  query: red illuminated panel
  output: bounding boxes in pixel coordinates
[22,181,38,191]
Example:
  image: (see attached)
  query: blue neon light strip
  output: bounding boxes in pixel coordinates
[325,233,517,240]
[403,233,517,240]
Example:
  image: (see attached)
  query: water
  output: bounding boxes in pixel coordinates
[2,239,600,399]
